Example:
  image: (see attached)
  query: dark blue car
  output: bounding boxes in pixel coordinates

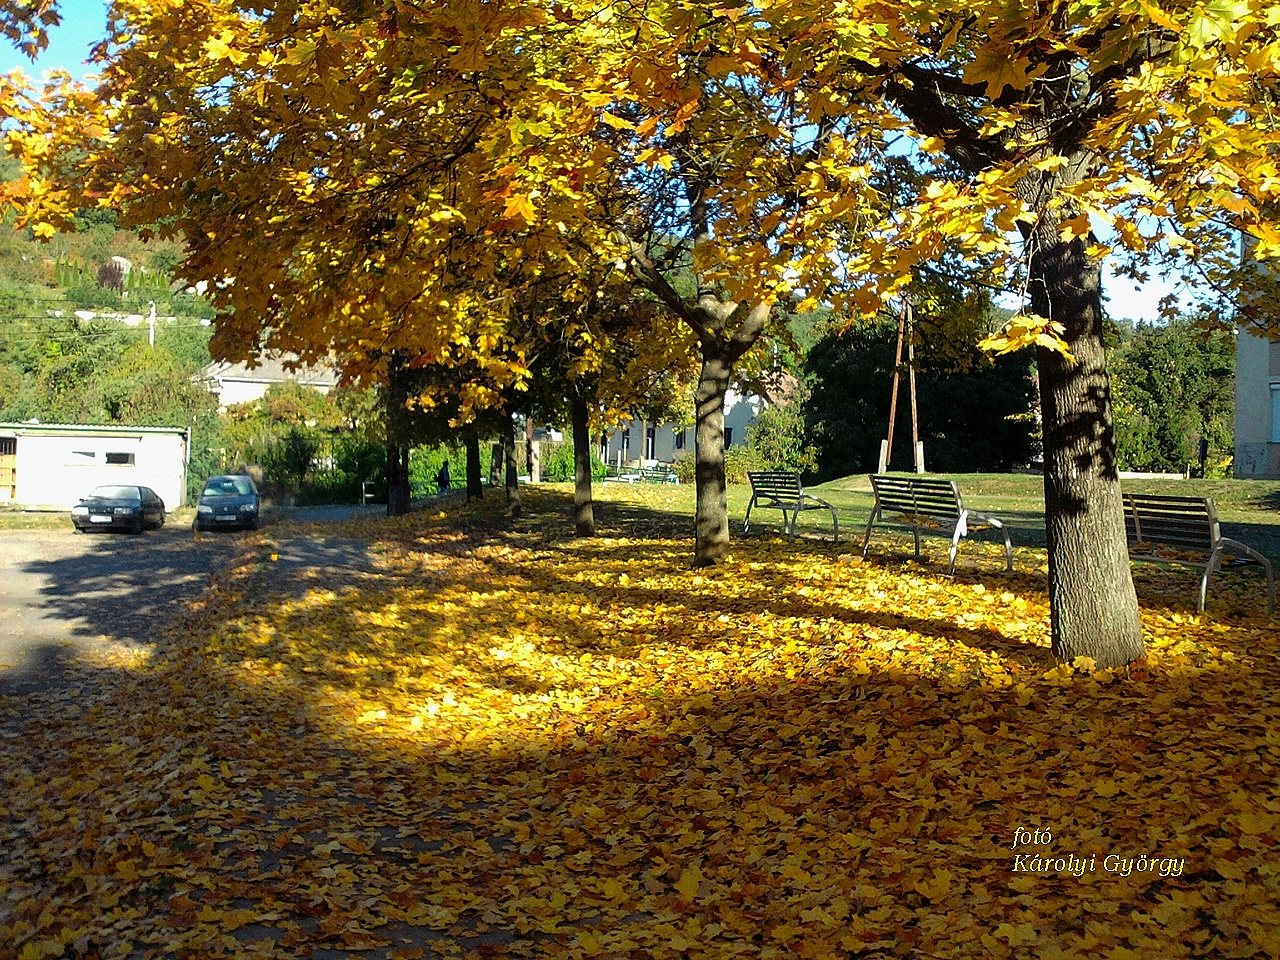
[195,474,260,531]
[71,484,166,534]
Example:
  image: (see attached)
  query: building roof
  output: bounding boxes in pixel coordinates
[0,422,188,437]
[202,355,339,387]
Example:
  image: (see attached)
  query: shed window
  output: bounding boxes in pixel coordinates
[105,452,135,465]
[0,438,15,456]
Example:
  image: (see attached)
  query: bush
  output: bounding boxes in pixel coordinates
[410,442,491,496]
[672,451,697,484]
[540,440,607,482]
[724,444,761,485]
[743,404,817,475]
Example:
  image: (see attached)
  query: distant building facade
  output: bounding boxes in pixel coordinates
[601,389,768,467]
[0,422,189,510]
[1235,328,1280,478]
[201,356,339,407]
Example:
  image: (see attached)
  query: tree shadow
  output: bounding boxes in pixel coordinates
[0,527,243,698]
[3,548,1274,958]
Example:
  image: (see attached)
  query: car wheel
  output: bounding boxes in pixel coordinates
[131,517,145,535]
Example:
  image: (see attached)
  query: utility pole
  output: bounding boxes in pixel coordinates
[877,298,925,474]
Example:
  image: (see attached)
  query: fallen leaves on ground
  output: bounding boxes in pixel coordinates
[2,485,1279,959]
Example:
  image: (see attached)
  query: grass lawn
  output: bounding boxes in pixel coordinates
[2,481,1278,958]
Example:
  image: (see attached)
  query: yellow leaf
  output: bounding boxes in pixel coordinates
[503,194,537,225]
[1095,780,1121,797]
[993,921,1039,946]
[963,46,1033,95]
[674,862,702,902]
[601,112,635,131]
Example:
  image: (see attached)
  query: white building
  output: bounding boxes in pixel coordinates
[1235,328,1280,478]
[201,356,339,408]
[601,389,767,467]
[0,422,190,510]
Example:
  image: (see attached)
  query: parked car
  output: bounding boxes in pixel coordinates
[195,474,260,531]
[70,484,166,534]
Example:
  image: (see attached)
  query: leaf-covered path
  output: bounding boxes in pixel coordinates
[3,487,1278,959]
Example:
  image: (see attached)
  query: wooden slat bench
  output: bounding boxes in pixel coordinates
[743,470,839,541]
[863,474,1013,576]
[1124,493,1275,614]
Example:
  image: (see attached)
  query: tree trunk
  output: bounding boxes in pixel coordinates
[1030,225,1145,669]
[489,443,503,487]
[384,351,412,516]
[571,383,595,536]
[465,431,483,501]
[502,410,521,519]
[387,443,411,516]
[693,344,733,566]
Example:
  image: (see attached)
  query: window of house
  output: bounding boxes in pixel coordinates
[105,452,135,465]
[725,427,734,448]
[646,426,656,461]
[674,430,686,451]
[1272,384,1280,443]
[0,438,15,456]
[622,430,631,456]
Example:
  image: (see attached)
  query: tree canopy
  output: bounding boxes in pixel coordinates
[4,0,1280,665]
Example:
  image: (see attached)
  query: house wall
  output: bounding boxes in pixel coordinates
[10,431,188,510]
[211,377,334,407]
[601,390,766,466]
[1235,328,1280,478]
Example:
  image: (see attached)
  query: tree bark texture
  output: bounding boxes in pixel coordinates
[384,352,413,516]
[502,410,521,519]
[1030,221,1145,669]
[571,384,595,537]
[464,432,483,501]
[386,443,411,516]
[693,345,733,566]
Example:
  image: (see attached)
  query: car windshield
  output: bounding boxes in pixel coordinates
[91,485,139,500]
[202,477,255,497]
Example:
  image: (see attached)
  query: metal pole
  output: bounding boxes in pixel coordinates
[880,303,908,474]
[906,300,924,473]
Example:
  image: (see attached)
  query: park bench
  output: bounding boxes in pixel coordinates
[743,470,839,541]
[639,464,678,484]
[603,464,642,483]
[863,474,1013,576]
[1124,493,1275,614]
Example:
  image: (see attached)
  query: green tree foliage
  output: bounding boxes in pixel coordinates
[539,440,606,483]
[1109,318,1234,476]
[805,317,1038,480]
[731,403,819,480]
[221,381,340,486]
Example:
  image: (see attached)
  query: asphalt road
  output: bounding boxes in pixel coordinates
[0,522,246,695]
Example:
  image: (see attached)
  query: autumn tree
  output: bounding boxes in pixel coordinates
[712,0,1280,668]
[7,0,1280,665]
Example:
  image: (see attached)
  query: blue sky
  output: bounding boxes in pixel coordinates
[0,0,110,80]
[1,1,1183,324]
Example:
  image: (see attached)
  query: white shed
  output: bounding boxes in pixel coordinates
[0,423,189,511]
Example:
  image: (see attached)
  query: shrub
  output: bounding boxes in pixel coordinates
[672,451,697,483]
[540,440,607,482]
